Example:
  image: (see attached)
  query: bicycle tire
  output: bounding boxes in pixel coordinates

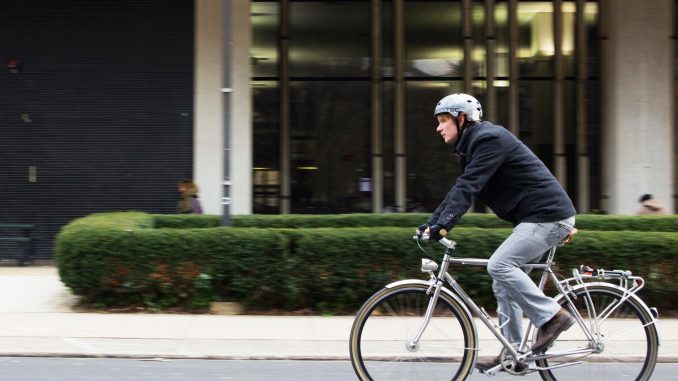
[349,282,477,381]
[537,283,659,381]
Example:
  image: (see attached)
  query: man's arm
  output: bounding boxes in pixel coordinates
[434,135,505,229]
[426,200,447,226]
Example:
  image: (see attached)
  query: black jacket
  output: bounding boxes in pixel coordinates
[428,121,576,229]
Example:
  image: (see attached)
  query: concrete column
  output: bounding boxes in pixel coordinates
[575,0,590,212]
[485,0,497,123]
[394,0,406,212]
[371,0,384,213]
[463,0,473,94]
[195,0,252,216]
[194,0,225,215]
[601,0,675,214]
[508,0,519,137]
[553,0,567,188]
[229,0,252,214]
[279,0,291,214]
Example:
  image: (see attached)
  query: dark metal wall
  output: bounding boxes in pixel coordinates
[0,0,194,260]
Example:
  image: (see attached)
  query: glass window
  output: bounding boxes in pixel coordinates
[495,0,510,79]
[405,81,464,212]
[250,0,601,214]
[289,81,371,213]
[517,1,554,78]
[472,2,487,78]
[289,1,370,77]
[404,1,463,78]
[251,2,279,77]
[252,81,280,213]
[519,80,554,165]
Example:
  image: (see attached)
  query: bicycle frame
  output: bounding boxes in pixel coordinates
[411,236,656,375]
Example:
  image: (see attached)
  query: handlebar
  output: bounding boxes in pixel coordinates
[413,229,457,249]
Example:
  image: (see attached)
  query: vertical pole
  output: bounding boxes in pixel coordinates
[394,0,406,212]
[462,0,476,211]
[508,0,519,137]
[279,0,291,214]
[485,0,496,123]
[599,0,610,212]
[371,0,384,213]
[575,0,590,212]
[222,0,232,225]
[673,0,678,214]
[463,0,473,94]
[553,0,567,187]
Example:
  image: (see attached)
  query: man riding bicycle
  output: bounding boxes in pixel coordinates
[418,93,577,372]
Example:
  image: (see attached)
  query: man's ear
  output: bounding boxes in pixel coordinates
[458,113,466,127]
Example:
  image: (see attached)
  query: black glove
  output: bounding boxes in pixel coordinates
[416,223,431,238]
[428,224,447,241]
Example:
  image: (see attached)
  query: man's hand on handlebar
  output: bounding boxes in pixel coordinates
[415,223,448,241]
[416,223,431,238]
[428,224,447,241]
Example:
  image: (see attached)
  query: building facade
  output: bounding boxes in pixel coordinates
[1,0,675,259]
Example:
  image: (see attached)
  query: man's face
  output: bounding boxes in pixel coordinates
[436,114,459,144]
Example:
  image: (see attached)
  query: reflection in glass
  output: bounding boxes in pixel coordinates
[405,2,463,78]
[289,2,370,77]
[495,1,509,78]
[251,2,279,77]
[289,81,371,213]
[405,81,464,212]
[472,2,486,77]
[249,0,601,214]
[517,1,597,78]
[252,81,280,213]
[519,80,554,167]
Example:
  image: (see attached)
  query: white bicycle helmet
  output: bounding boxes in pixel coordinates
[434,93,483,122]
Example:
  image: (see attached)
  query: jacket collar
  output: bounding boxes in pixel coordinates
[454,122,481,156]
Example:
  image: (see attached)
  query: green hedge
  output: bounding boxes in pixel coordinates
[153,213,678,232]
[56,213,292,310]
[56,212,678,313]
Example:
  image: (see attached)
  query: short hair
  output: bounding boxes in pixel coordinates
[639,194,653,203]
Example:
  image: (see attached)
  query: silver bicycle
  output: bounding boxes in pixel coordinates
[349,230,660,380]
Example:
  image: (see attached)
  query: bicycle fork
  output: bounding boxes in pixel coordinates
[411,249,522,361]
[407,277,445,351]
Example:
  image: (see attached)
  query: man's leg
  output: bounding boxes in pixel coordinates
[487,222,566,329]
[493,279,523,343]
[476,219,574,371]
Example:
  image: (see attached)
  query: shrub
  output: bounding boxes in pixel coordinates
[56,212,678,314]
[56,213,291,311]
[155,213,678,232]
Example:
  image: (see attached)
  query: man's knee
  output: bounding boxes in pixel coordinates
[487,258,510,278]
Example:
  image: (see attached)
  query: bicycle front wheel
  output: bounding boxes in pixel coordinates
[350,283,477,381]
[537,283,659,381]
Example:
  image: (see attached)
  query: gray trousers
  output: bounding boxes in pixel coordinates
[487,216,576,343]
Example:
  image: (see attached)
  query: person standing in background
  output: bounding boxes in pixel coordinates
[177,179,203,214]
[636,194,668,215]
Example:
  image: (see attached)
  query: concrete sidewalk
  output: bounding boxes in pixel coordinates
[0,266,676,361]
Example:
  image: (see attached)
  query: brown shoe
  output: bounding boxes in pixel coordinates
[532,308,575,353]
[475,355,502,372]
[475,354,527,374]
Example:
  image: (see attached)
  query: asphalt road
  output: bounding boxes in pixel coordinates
[0,358,676,381]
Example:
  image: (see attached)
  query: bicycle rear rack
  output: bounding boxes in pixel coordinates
[566,265,646,297]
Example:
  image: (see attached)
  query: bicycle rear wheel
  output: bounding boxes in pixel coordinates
[350,283,476,381]
[537,284,659,381]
